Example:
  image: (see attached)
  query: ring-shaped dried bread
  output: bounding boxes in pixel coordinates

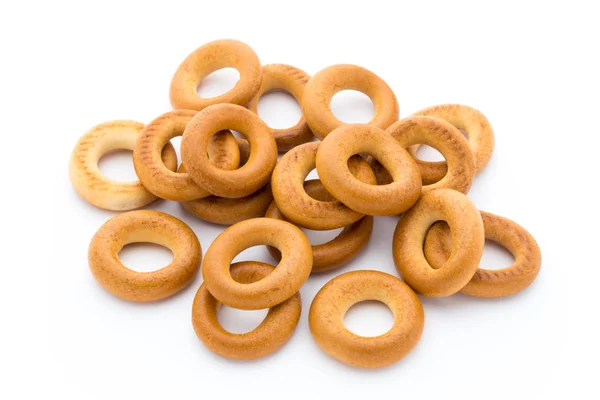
[133,110,240,201]
[181,104,277,198]
[371,116,475,194]
[265,180,373,273]
[170,39,262,111]
[309,270,424,368]
[408,104,494,183]
[423,211,542,298]
[247,64,314,152]
[88,210,201,302]
[271,141,376,230]
[316,124,421,216]
[202,218,312,310]
[392,189,484,297]
[192,261,301,360]
[301,64,399,139]
[69,120,178,210]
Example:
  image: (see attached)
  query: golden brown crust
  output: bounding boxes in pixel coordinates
[181,182,273,226]
[247,64,314,152]
[392,189,485,297]
[169,39,262,111]
[69,120,178,210]
[316,124,422,215]
[309,270,424,368]
[265,180,373,273]
[88,210,201,302]
[409,104,494,181]
[181,104,277,198]
[271,141,376,229]
[376,116,476,194]
[133,110,240,201]
[423,211,542,297]
[202,218,312,310]
[192,261,301,360]
[302,64,399,139]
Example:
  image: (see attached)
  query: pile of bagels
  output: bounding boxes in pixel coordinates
[69,39,542,369]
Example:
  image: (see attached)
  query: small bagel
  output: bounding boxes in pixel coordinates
[316,124,422,216]
[265,180,373,273]
[373,116,475,194]
[392,189,484,297]
[169,39,262,111]
[181,104,277,198]
[69,120,178,210]
[247,64,314,152]
[409,104,494,183]
[192,261,301,360]
[309,270,424,368]
[424,211,542,298]
[202,218,312,310]
[302,64,399,139]
[133,110,240,201]
[88,210,201,302]
[271,141,376,230]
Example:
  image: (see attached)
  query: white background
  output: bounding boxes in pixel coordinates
[1,1,598,399]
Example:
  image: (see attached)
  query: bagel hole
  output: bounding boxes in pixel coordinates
[218,305,269,334]
[258,91,303,129]
[303,166,367,199]
[196,68,240,98]
[331,90,374,123]
[309,157,376,186]
[118,243,174,272]
[230,130,245,139]
[231,245,272,265]
[98,150,138,182]
[230,132,250,164]
[300,227,345,246]
[169,137,182,166]
[415,145,445,162]
[305,162,366,187]
[460,129,468,139]
[306,168,320,181]
[343,301,394,337]
[482,240,515,270]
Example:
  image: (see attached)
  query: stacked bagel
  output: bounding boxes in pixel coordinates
[70,39,541,369]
